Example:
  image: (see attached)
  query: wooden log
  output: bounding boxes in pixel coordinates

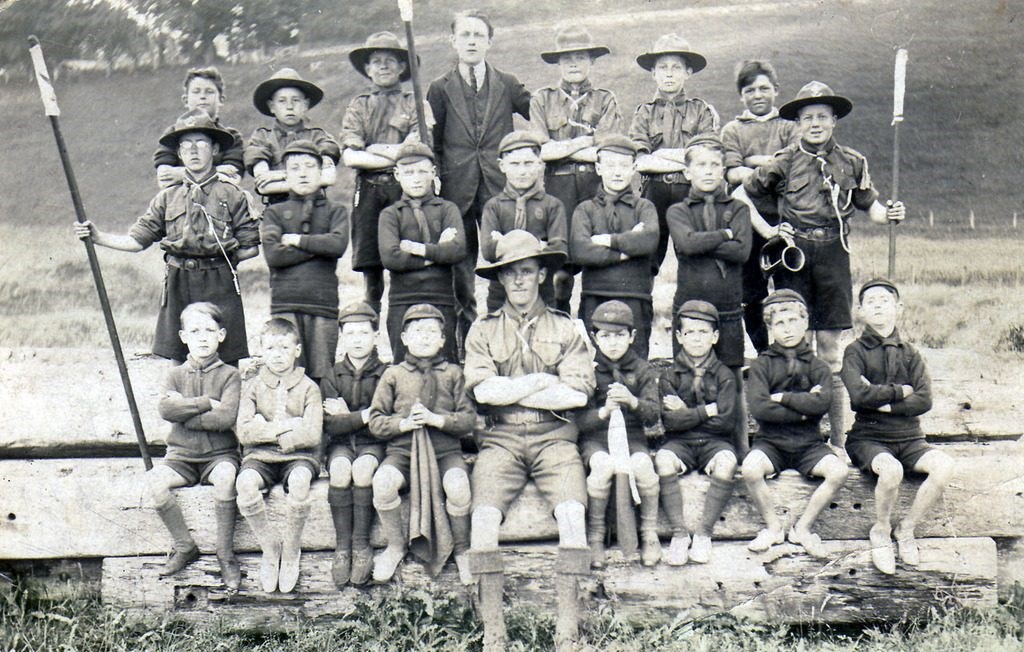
[100,537,996,628]
[0,558,102,601]
[1,346,1019,458]
[3,444,1022,560]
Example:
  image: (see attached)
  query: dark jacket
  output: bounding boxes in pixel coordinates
[659,350,736,440]
[159,355,241,458]
[748,341,832,443]
[320,352,387,446]
[577,349,660,449]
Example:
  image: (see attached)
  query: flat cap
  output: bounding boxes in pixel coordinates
[685,133,725,151]
[858,277,900,301]
[402,303,445,326]
[282,139,322,160]
[591,300,635,332]
[498,130,543,156]
[763,288,807,309]
[337,301,379,325]
[676,299,719,326]
[395,141,434,164]
[596,133,636,157]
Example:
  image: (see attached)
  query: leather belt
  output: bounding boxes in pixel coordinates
[547,162,596,176]
[649,172,687,184]
[165,254,228,270]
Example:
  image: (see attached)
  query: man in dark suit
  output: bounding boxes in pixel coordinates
[427,9,531,352]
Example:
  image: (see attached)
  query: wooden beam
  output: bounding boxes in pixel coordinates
[100,537,996,627]
[2,444,1021,560]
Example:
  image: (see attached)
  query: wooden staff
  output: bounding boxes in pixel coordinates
[28,35,151,470]
[889,48,908,279]
[398,0,430,142]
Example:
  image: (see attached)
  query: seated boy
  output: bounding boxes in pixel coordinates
[378,142,466,363]
[368,304,476,584]
[235,318,323,593]
[742,289,849,557]
[74,109,259,364]
[571,134,659,357]
[655,301,737,565]
[320,302,388,587]
[630,33,719,273]
[261,139,350,385]
[245,67,341,203]
[154,66,245,188]
[841,279,953,574]
[480,130,568,312]
[149,302,241,590]
[576,300,661,568]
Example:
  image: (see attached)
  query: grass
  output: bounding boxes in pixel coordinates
[2,585,1024,651]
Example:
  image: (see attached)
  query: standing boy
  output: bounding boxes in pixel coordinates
[235,318,323,593]
[577,300,662,568]
[154,66,245,188]
[149,302,241,591]
[720,60,797,353]
[742,290,849,557]
[246,68,341,203]
[427,9,531,346]
[479,130,568,312]
[261,140,349,385]
[464,230,595,651]
[74,109,259,364]
[378,142,466,363]
[655,301,737,565]
[321,302,388,587]
[341,32,426,315]
[841,279,953,574]
[738,81,906,447]
[571,134,659,358]
[368,304,476,584]
[630,34,719,273]
[530,26,622,314]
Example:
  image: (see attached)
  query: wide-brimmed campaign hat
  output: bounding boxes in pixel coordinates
[636,34,706,73]
[252,68,324,116]
[475,230,566,280]
[778,81,853,121]
[158,108,235,150]
[348,31,415,82]
[540,26,610,64]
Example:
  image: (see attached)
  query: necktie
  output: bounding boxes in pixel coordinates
[408,199,431,242]
[468,66,479,94]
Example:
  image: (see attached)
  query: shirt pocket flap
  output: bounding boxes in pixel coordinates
[388,110,414,133]
[785,176,810,194]
[530,337,565,368]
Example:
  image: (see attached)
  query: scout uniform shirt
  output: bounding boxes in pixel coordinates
[159,354,241,459]
[321,352,388,448]
[339,86,423,152]
[237,366,324,468]
[747,341,833,442]
[479,186,568,262]
[659,350,736,440]
[744,137,879,230]
[576,348,660,450]
[529,81,622,165]
[244,119,342,176]
[629,90,719,154]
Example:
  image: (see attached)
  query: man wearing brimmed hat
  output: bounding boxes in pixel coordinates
[629,33,720,274]
[427,10,531,350]
[480,130,568,312]
[529,25,623,315]
[571,133,659,358]
[260,139,349,385]
[75,108,259,364]
[341,31,430,316]
[245,67,341,204]
[378,142,466,363]
[736,80,907,448]
[463,229,595,650]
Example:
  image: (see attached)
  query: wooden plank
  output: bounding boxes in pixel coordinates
[0,558,102,601]
[100,537,996,627]
[1,346,1019,458]
[3,444,1021,560]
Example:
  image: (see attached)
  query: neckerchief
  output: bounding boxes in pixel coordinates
[596,348,640,387]
[862,325,906,384]
[258,366,306,421]
[500,298,547,372]
[653,90,687,145]
[368,84,404,142]
[559,80,595,135]
[687,184,731,277]
[342,352,379,408]
[505,177,545,231]
[406,352,446,411]
[406,196,432,242]
[286,190,320,234]
[767,339,813,390]
[673,349,714,405]
[736,107,780,123]
[595,187,628,233]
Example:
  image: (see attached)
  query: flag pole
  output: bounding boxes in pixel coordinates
[888,48,908,279]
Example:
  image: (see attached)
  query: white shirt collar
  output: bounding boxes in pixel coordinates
[458,61,486,90]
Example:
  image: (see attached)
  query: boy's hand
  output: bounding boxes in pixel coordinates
[704,402,719,418]
[859,375,872,386]
[398,417,419,432]
[770,222,796,239]
[323,397,350,415]
[878,404,892,413]
[591,234,612,248]
[157,166,185,188]
[361,407,371,423]
[631,223,645,233]
[209,398,221,409]
[810,384,823,394]
[164,390,183,400]
[439,227,458,243]
[280,233,302,247]
[255,170,287,193]
[662,395,686,411]
[400,240,427,257]
[410,402,445,429]
[900,384,915,398]
[74,220,97,241]
[607,382,639,410]
[770,392,784,403]
[744,154,774,168]
[490,230,502,241]
[215,165,241,184]
[723,228,734,240]
[278,431,297,453]
[886,200,906,222]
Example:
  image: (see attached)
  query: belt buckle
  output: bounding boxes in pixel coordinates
[184,258,199,271]
[812,228,827,239]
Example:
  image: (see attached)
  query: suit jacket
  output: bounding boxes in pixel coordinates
[427,64,530,215]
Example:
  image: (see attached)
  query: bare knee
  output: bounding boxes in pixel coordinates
[146,467,178,507]
[819,456,850,487]
[351,454,379,487]
[329,456,353,488]
[630,452,657,484]
[655,449,682,477]
[554,500,585,528]
[471,506,503,550]
[919,450,954,485]
[741,451,772,484]
[208,462,238,499]
[709,450,737,479]
[235,469,264,502]
[587,452,615,487]
[442,468,472,509]
[872,455,904,488]
[286,467,314,501]
[372,464,404,506]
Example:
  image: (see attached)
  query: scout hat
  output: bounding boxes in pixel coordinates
[498,130,543,156]
[540,26,610,64]
[394,141,435,164]
[252,67,324,116]
[348,31,415,82]
[636,34,706,74]
[158,108,235,150]
[591,300,635,332]
[596,133,637,156]
[281,139,322,161]
[778,81,853,121]
[337,301,379,326]
[762,288,807,309]
[858,277,900,302]
[402,303,445,327]
[475,229,567,280]
[676,299,719,327]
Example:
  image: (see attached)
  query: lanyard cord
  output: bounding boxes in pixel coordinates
[559,87,594,135]
[798,143,853,253]
[191,200,241,296]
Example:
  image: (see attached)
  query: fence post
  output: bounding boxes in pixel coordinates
[969,209,976,230]
[928,210,934,229]
[1013,212,1018,229]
